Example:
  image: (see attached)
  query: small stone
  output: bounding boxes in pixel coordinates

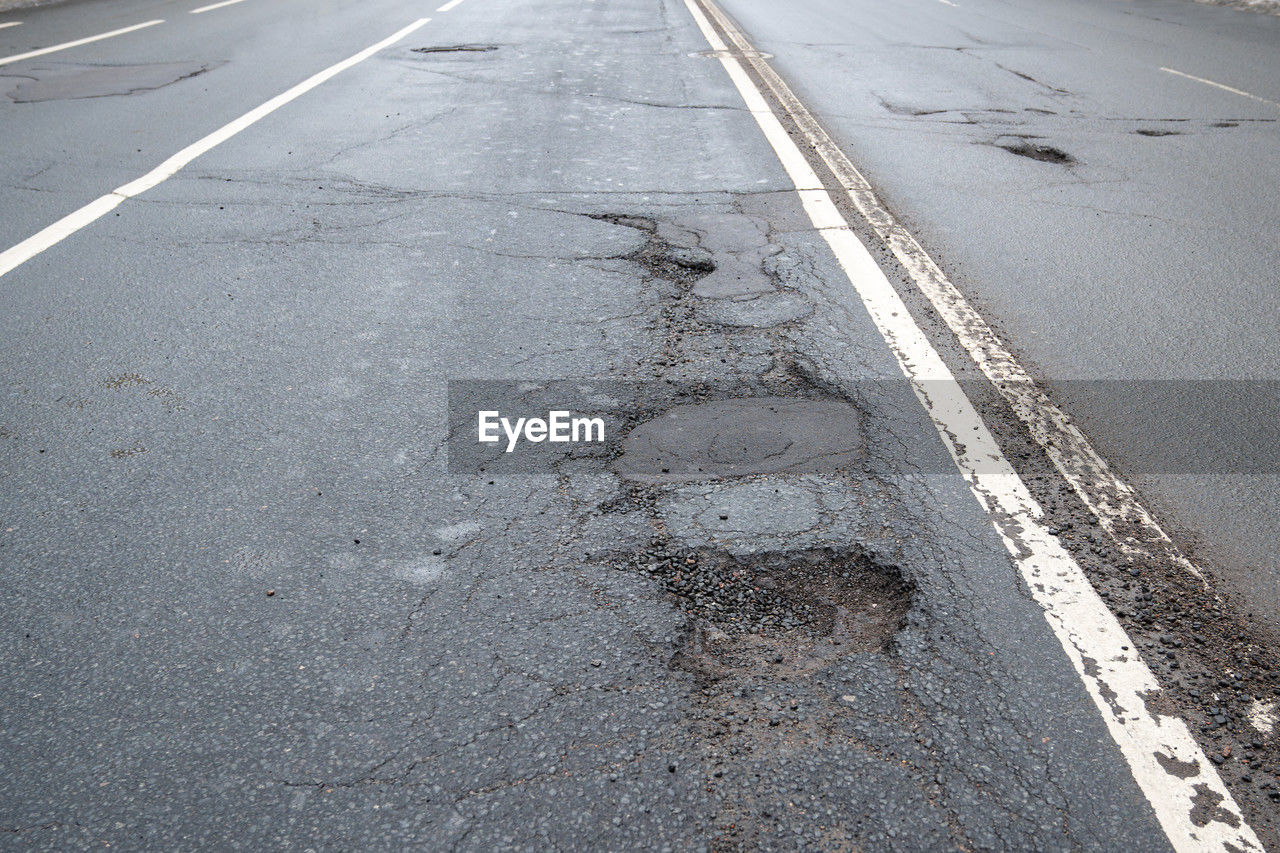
[265,590,275,597]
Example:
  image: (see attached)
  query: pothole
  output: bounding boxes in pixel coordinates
[1136,128,1181,137]
[614,397,863,483]
[625,543,918,850]
[995,140,1075,164]
[412,44,499,53]
[625,545,914,681]
[590,213,717,284]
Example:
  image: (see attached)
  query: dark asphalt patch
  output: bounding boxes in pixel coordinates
[995,140,1075,164]
[6,62,214,103]
[614,397,863,483]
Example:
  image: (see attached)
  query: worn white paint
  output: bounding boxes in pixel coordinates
[682,0,1261,848]
[1161,67,1280,111]
[1248,699,1276,735]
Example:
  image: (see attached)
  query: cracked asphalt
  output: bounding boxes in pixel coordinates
[0,0,1277,849]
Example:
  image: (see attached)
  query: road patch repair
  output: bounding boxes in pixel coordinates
[1,0,1277,847]
[669,0,1277,847]
[4,61,215,102]
[441,188,1273,845]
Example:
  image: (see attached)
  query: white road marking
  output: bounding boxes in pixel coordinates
[683,0,1262,849]
[436,0,467,10]
[0,21,23,29]
[723,14,1209,588]
[1248,699,1276,735]
[0,18,429,282]
[191,0,249,14]
[1161,66,1280,110]
[938,0,959,7]
[0,19,163,67]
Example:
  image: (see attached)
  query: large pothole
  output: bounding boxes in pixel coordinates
[625,545,914,682]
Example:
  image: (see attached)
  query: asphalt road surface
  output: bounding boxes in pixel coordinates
[0,0,1277,849]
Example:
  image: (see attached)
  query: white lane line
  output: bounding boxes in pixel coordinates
[436,0,466,11]
[191,0,248,14]
[0,19,163,67]
[682,0,1262,850]
[938,0,959,7]
[722,7,1208,586]
[1161,66,1280,110]
[0,18,429,281]
[0,21,23,29]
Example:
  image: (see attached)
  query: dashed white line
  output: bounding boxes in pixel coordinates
[1161,66,1280,110]
[0,21,23,29]
[191,0,249,14]
[436,0,467,11]
[0,17,429,282]
[0,19,163,67]
[683,0,1261,849]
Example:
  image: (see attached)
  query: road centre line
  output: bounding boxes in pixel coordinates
[0,19,162,66]
[0,21,22,29]
[436,0,467,11]
[1161,66,1280,110]
[0,18,428,282]
[681,0,1261,849]
[191,0,249,14]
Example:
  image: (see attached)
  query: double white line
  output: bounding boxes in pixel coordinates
[680,0,1260,849]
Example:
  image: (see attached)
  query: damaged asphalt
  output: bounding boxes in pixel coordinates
[0,0,1277,849]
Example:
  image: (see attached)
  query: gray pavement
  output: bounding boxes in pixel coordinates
[0,0,1276,849]
[716,0,1280,644]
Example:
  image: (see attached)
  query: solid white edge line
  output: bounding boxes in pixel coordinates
[680,0,1261,850]
[191,0,249,15]
[0,21,23,29]
[705,0,1210,580]
[0,18,429,282]
[0,19,163,66]
[436,0,466,11]
[1161,66,1280,110]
